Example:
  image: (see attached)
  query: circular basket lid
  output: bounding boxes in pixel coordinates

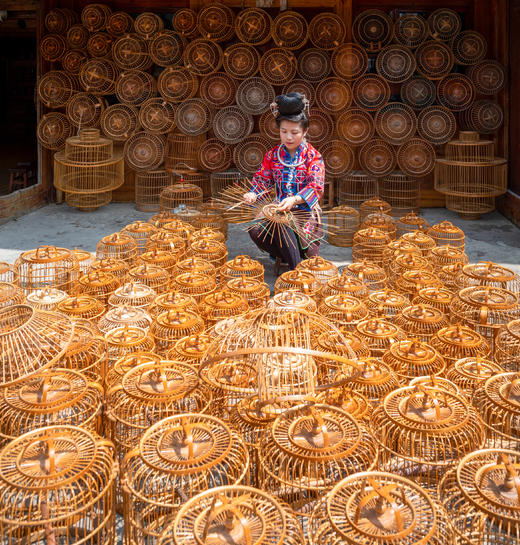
[331,43,368,80]
[401,76,437,110]
[259,48,297,86]
[393,13,429,48]
[359,139,396,177]
[101,104,139,141]
[236,78,275,115]
[352,75,391,111]
[134,12,163,39]
[37,112,72,150]
[139,98,176,135]
[112,34,151,70]
[115,70,157,106]
[468,60,506,95]
[307,108,334,147]
[272,10,308,50]
[336,108,374,146]
[418,106,457,145]
[149,30,185,67]
[321,140,355,177]
[374,103,417,145]
[235,7,272,45]
[428,8,461,41]
[452,30,487,65]
[124,132,166,171]
[183,39,223,76]
[175,98,212,136]
[196,3,235,43]
[415,41,454,80]
[309,13,346,50]
[38,71,75,109]
[297,48,331,82]
[397,138,436,177]
[80,58,117,95]
[437,74,475,112]
[158,67,198,103]
[223,43,260,80]
[376,44,416,83]
[172,8,198,38]
[352,9,393,51]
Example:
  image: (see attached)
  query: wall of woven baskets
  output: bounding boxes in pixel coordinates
[37,3,505,213]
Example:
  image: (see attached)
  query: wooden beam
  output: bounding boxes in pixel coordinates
[0,0,37,10]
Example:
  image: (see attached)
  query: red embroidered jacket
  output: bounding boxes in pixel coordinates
[250,142,325,210]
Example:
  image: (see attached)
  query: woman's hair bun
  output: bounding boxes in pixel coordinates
[275,92,305,116]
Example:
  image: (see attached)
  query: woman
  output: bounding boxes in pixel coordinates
[243,92,325,270]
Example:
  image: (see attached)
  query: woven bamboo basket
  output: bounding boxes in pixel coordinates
[183,39,223,75]
[124,132,166,171]
[100,104,139,142]
[331,42,368,79]
[260,48,297,86]
[309,12,346,49]
[172,8,198,38]
[415,40,454,79]
[106,11,133,36]
[393,13,429,48]
[222,43,260,79]
[401,76,437,109]
[297,48,330,82]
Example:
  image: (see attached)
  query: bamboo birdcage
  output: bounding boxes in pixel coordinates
[427,220,465,249]
[382,239,421,274]
[359,138,397,177]
[322,141,355,178]
[134,13,163,40]
[159,182,203,214]
[37,112,72,151]
[112,35,152,71]
[316,384,373,423]
[89,257,130,282]
[341,261,387,292]
[394,303,449,342]
[336,107,374,146]
[337,171,378,209]
[236,77,275,115]
[226,278,270,310]
[38,70,77,109]
[456,261,520,294]
[98,305,151,333]
[397,138,436,178]
[66,92,107,127]
[128,264,170,294]
[316,328,370,361]
[183,39,223,76]
[40,33,67,62]
[353,228,392,266]
[321,273,370,301]
[192,212,228,238]
[167,333,211,367]
[189,239,228,268]
[309,471,454,545]
[430,245,469,272]
[272,10,308,50]
[309,12,346,49]
[79,58,117,95]
[0,425,117,544]
[377,44,416,83]
[124,132,166,172]
[318,294,369,331]
[75,271,121,304]
[45,7,77,33]
[233,134,271,174]
[151,309,205,355]
[0,283,25,309]
[135,170,172,212]
[81,3,111,31]
[260,48,297,86]
[395,270,443,298]
[371,384,485,491]
[105,325,155,366]
[408,375,461,397]
[145,232,186,260]
[366,289,410,320]
[149,292,199,319]
[57,294,106,322]
[258,403,378,518]
[67,23,88,48]
[379,172,421,218]
[191,227,231,245]
[353,9,392,51]
[430,324,491,366]
[297,48,330,82]
[86,31,112,58]
[105,352,160,390]
[122,414,249,543]
[267,291,317,313]
[198,138,232,173]
[395,212,430,237]
[174,257,217,280]
[200,290,249,328]
[172,8,198,38]
[412,286,453,315]
[348,358,401,405]
[359,197,392,221]
[101,104,139,142]
[26,288,67,311]
[221,255,264,283]
[418,105,456,145]
[495,320,520,372]
[415,40,454,80]
[446,356,502,396]
[388,253,433,286]
[72,249,95,275]
[352,75,391,111]
[401,75,436,110]
[355,318,406,357]
[361,212,397,241]
[96,232,138,266]
[296,257,338,285]
[307,108,334,147]
[331,42,368,80]
[106,11,133,35]
[275,270,321,299]
[149,30,185,67]
[326,206,360,247]
[400,230,436,257]
[157,67,198,104]
[375,102,417,145]
[469,59,506,95]
[121,221,157,256]
[138,98,176,135]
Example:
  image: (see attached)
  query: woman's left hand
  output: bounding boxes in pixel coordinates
[277,196,300,212]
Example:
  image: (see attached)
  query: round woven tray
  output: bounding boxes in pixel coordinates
[79,58,117,95]
[112,34,152,71]
[174,98,212,136]
[172,8,198,39]
[86,32,112,58]
[106,12,134,36]
[309,13,346,49]
[183,39,223,76]
[62,49,88,75]
[272,10,308,50]
[100,104,139,141]
[258,111,280,142]
[38,71,76,109]
[397,138,436,177]
[222,43,260,80]
[134,12,163,39]
[400,76,437,109]
[415,40,454,80]
[199,72,237,108]
[233,134,271,175]
[67,24,89,49]
[358,139,397,177]
[353,9,393,52]
[139,98,176,134]
[157,67,198,103]
[66,92,106,128]
[37,113,72,151]
[124,132,166,171]
[198,138,232,172]
[307,108,334,146]
[197,3,235,43]
[428,8,461,41]
[417,105,456,144]
[321,140,355,176]
[259,48,297,86]
[467,60,506,95]
[297,48,330,82]
[236,78,275,115]
[213,106,254,144]
[352,75,391,111]
[282,79,316,105]
[40,33,67,62]
[452,30,487,65]
[437,74,475,111]
[331,43,368,80]
[376,44,416,83]
[374,102,417,145]
[235,7,272,45]
[81,3,111,32]
[115,70,156,105]
[316,77,352,112]
[336,108,374,145]
[149,30,185,67]
[393,13,428,48]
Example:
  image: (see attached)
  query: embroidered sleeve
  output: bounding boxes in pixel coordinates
[250,149,274,195]
[296,149,325,209]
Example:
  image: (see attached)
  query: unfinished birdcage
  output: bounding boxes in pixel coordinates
[221,255,264,283]
[105,325,155,366]
[199,290,249,328]
[108,282,156,310]
[0,425,117,543]
[98,306,151,334]
[382,338,446,384]
[226,278,270,310]
[365,289,410,321]
[128,264,170,294]
[355,318,407,357]
[96,232,138,266]
[309,470,454,545]
[395,270,443,298]
[371,384,485,491]
[326,206,360,247]
[318,294,369,332]
[25,288,67,311]
[89,257,130,283]
[75,271,120,305]
[395,212,430,238]
[456,261,520,294]
[121,221,158,256]
[192,227,226,245]
[188,239,228,268]
[0,368,103,446]
[399,230,436,258]
[412,286,453,315]
[275,270,321,299]
[174,257,217,280]
[267,291,317,312]
[446,357,502,397]
[159,183,203,215]
[151,309,205,355]
[135,170,172,213]
[121,414,249,543]
[352,228,392,266]
[321,274,370,302]
[382,239,421,274]
[56,294,106,323]
[149,292,199,319]
[167,334,212,367]
[341,261,388,292]
[258,403,377,518]
[0,283,25,309]
[394,304,450,343]
[296,257,338,286]
[388,253,433,287]
[347,358,401,406]
[495,320,520,372]
[429,324,491,366]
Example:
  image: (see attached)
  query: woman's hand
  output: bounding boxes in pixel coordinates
[277,195,302,212]
[243,192,257,204]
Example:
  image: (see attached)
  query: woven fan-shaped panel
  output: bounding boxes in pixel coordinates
[258,111,279,142]
[397,138,436,177]
[86,32,112,58]
[149,31,185,67]
[337,108,374,146]
[297,48,330,82]
[282,79,316,106]
[331,43,368,80]
[400,77,436,109]
[309,13,346,50]
[38,71,76,108]
[375,102,417,145]
[317,78,352,112]
[67,24,89,49]
[37,113,72,151]
[272,10,308,50]
[307,108,334,146]
[352,75,390,111]
[437,74,475,111]
[393,14,428,48]
[175,98,212,136]
[213,106,253,144]
[40,33,67,62]
[198,138,232,172]
[139,98,176,134]
[106,12,134,36]
[452,30,487,65]
[376,44,416,83]
[172,8,198,39]
[81,3,111,32]
[236,78,275,115]
[222,44,260,80]
[197,3,235,43]
[115,70,156,105]
[45,8,75,34]
[183,39,223,76]
[468,60,506,95]
[322,140,355,176]
[62,49,88,75]
[428,8,461,41]
[124,132,166,171]
[417,105,456,144]
[461,100,504,134]
[235,8,272,45]
[112,34,151,71]
[199,72,237,108]
[66,93,106,128]
[353,9,393,52]
[260,49,297,86]
[101,104,139,141]
[416,41,454,80]
[135,12,164,39]
[158,67,198,103]
[80,58,117,95]
[233,134,271,175]
[359,139,397,177]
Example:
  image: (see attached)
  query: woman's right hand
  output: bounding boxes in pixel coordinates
[243,192,257,204]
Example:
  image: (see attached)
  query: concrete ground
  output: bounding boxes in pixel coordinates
[0,202,519,288]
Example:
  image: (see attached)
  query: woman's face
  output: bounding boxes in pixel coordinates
[279,120,307,153]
